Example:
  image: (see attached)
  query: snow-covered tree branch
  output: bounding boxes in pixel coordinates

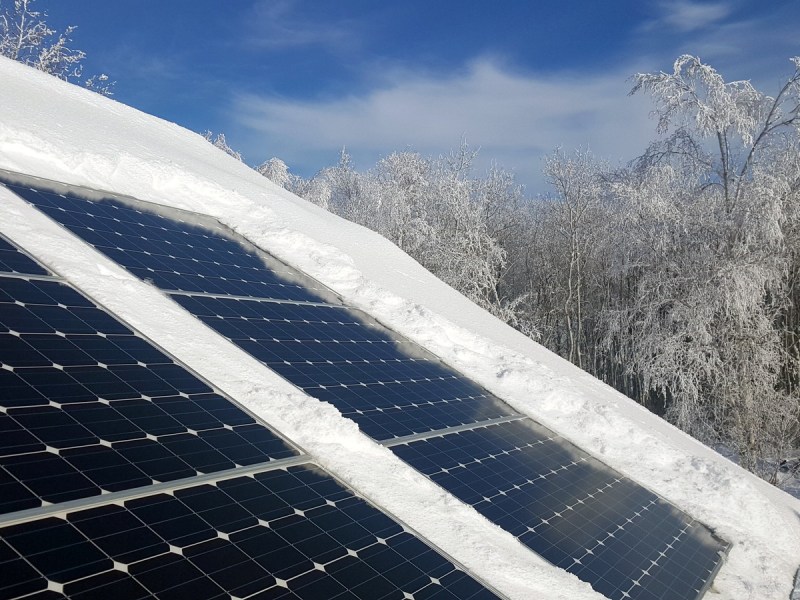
[203,131,243,162]
[0,0,113,95]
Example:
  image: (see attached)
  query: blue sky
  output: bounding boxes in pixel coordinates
[42,0,800,191]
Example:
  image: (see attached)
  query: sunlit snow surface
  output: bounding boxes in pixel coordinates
[0,56,798,599]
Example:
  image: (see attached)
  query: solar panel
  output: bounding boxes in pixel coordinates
[390,419,728,600]
[170,293,516,440]
[0,274,296,514]
[1,464,499,600]
[2,173,729,600]
[3,180,338,304]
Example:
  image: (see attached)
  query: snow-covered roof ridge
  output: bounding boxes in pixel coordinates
[1,56,798,599]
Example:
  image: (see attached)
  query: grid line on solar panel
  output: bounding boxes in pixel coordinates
[379,415,530,448]
[167,288,337,307]
[0,235,50,277]
[2,179,338,304]
[0,457,320,535]
[0,464,501,600]
[0,274,297,516]
[391,419,728,600]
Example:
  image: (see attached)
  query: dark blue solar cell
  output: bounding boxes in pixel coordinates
[65,569,152,600]
[10,406,98,448]
[61,445,153,492]
[0,277,95,309]
[392,419,728,600]
[0,539,48,599]
[0,467,41,515]
[0,465,500,600]
[0,274,297,514]
[2,517,111,583]
[0,235,49,276]
[0,450,99,506]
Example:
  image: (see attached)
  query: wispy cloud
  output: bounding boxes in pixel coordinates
[647,0,733,32]
[233,59,657,191]
[117,54,183,83]
[226,0,796,192]
[634,0,797,83]
[243,0,360,52]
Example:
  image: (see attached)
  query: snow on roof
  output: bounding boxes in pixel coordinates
[1,56,798,599]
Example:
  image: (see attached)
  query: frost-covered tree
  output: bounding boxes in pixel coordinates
[0,0,113,95]
[317,149,383,230]
[472,163,539,338]
[542,149,608,369]
[203,131,243,162]
[422,150,507,317]
[257,157,292,188]
[371,150,437,259]
[83,72,112,96]
[619,55,800,477]
[292,176,332,210]
[277,145,529,327]
[257,157,331,209]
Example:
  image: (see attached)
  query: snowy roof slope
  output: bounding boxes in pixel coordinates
[0,57,798,599]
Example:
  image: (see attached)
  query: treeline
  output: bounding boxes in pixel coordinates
[256,56,800,487]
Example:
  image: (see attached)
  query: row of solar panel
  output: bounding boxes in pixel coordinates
[391,419,724,600]
[2,464,496,600]
[0,230,501,600]
[1,175,728,600]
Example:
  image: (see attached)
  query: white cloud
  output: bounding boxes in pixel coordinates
[652,0,732,32]
[243,0,359,51]
[233,59,658,192]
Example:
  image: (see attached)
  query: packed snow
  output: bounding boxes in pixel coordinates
[1,57,799,599]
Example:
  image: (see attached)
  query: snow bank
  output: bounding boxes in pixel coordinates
[1,57,799,599]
